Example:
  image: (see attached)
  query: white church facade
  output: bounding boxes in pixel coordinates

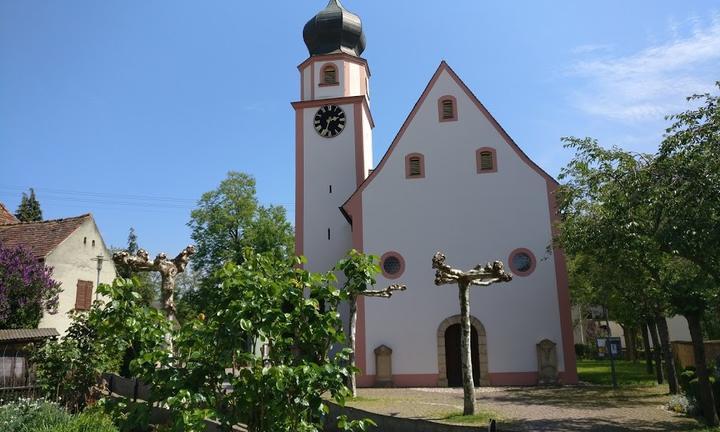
[294,1,578,387]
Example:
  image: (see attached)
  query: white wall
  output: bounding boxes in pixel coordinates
[40,219,116,335]
[360,68,566,377]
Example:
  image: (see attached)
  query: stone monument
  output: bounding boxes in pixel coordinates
[374,345,393,387]
[537,339,559,385]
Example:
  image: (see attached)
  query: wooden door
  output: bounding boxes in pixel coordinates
[444,323,480,387]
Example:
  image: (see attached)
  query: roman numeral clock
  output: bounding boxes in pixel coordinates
[314,105,346,137]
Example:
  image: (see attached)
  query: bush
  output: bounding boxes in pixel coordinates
[0,399,118,432]
[0,399,69,432]
[40,410,118,432]
[575,343,587,359]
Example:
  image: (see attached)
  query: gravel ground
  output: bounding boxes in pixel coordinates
[347,385,701,432]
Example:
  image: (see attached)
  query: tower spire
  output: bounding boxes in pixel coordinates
[303,0,366,57]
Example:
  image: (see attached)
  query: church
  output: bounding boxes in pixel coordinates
[294,0,578,387]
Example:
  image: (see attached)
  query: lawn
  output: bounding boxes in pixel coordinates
[577,359,659,387]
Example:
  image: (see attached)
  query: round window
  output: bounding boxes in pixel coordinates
[380,252,405,279]
[509,249,535,276]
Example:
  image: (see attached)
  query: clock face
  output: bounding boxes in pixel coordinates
[314,105,346,138]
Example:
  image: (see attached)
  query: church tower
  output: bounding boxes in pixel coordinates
[293,0,373,273]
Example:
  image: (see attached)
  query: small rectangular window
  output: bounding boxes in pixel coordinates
[328,228,331,240]
[329,185,333,194]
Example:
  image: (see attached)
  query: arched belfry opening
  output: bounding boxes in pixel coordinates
[437,315,488,387]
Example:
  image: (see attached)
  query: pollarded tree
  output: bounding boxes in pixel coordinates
[14,188,43,222]
[0,244,61,329]
[335,250,406,397]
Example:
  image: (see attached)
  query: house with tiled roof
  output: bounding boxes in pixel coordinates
[0,212,117,335]
[0,203,19,225]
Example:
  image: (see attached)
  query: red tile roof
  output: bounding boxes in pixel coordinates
[0,203,19,225]
[0,214,92,258]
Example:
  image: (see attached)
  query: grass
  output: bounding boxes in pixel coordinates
[577,359,659,387]
[438,409,502,425]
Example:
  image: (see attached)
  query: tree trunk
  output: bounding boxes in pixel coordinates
[641,324,653,375]
[686,313,719,426]
[647,320,664,384]
[655,315,679,394]
[459,281,476,416]
[628,326,638,362]
[348,294,358,397]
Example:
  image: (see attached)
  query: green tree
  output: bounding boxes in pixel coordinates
[655,84,720,283]
[557,138,680,392]
[14,188,42,222]
[188,172,294,275]
[114,227,157,305]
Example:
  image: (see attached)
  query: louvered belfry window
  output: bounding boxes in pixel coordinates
[442,100,454,119]
[479,151,494,171]
[75,280,93,310]
[409,157,422,176]
[323,65,337,84]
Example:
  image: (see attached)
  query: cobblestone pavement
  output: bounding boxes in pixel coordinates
[348,385,701,432]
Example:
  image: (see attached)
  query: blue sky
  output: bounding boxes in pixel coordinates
[1,1,719,255]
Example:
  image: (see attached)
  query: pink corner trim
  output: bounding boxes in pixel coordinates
[508,248,536,277]
[476,147,498,174]
[294,109,304,263]
[438,95,458,122]
[354,102,366,187]
[547,181,579,384]
[404,153,426,179]
[380,251,405,279]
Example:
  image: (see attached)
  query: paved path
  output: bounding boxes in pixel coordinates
[349,385,700,432]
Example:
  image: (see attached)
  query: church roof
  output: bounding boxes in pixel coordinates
[0,214,91,258]
[303,0,366,57]
[341,61,558,219]
[0,203,19,225]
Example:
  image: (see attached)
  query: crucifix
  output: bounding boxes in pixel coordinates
[432,252,512,415]
[113,245,196,325]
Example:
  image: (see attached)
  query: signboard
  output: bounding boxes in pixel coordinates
[596,337,622,359]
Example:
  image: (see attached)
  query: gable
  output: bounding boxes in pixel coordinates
[342,61,556,218]
[0,214,91,258]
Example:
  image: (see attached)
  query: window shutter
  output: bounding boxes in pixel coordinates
[442,100,454,119]
[480,152,494,171]
[409,157,422,176]
[75,280,93,310]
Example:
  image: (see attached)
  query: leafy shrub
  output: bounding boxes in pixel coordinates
[0,399,69,432]
[575,343,587,359]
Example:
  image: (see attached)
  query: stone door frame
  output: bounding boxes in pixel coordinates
[437,315,489,386]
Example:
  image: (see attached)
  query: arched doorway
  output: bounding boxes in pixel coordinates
[437,315,488,387]
[444,324,480,387]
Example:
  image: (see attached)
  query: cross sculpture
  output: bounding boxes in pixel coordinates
[113,245,196,325]
[432,252,512,415]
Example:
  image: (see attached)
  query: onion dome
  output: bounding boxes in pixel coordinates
[303,0,366,57]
